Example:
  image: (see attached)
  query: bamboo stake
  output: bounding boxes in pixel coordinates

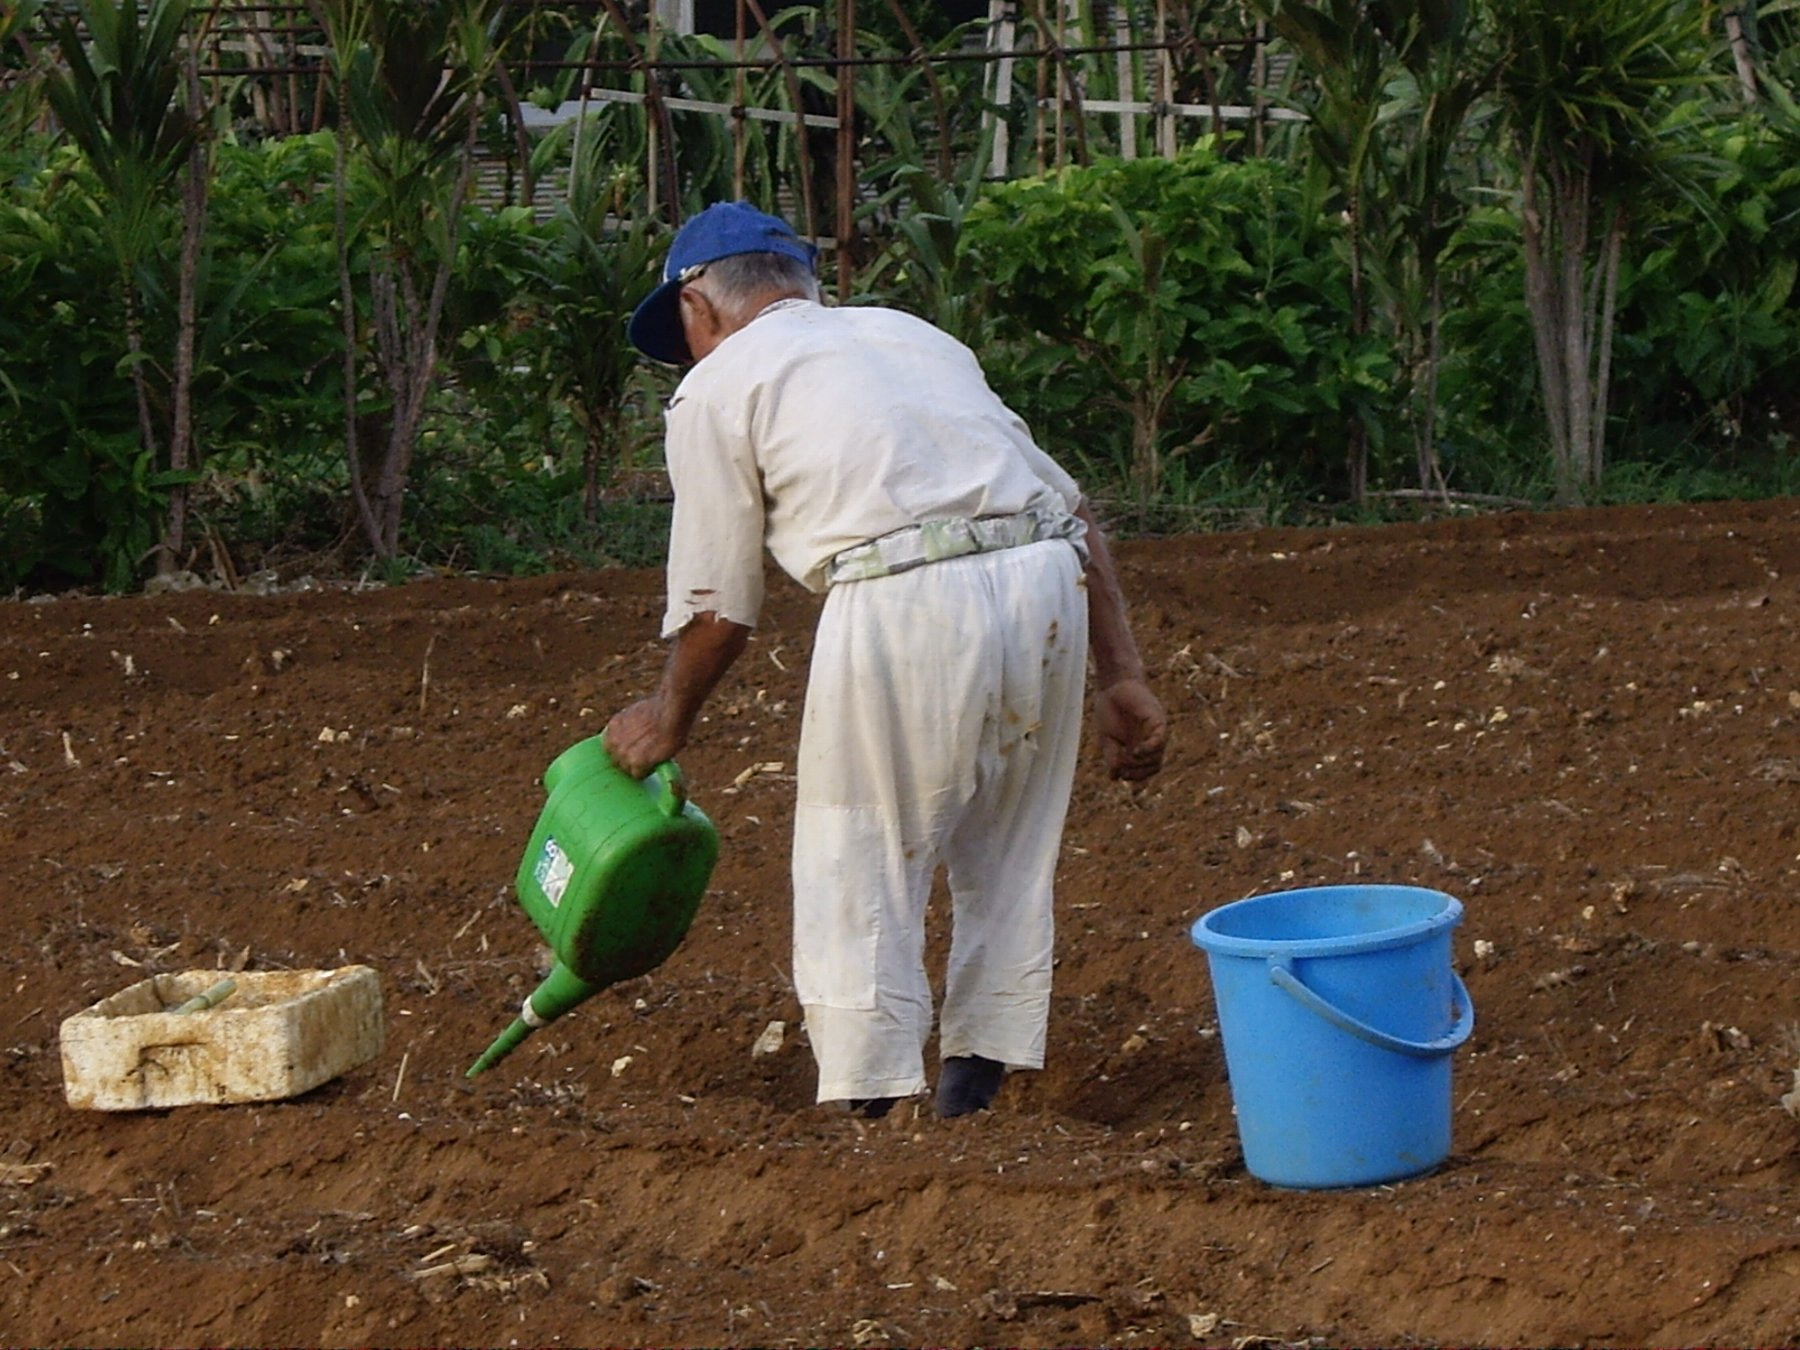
[733,0,746,197]
[836,0,854,302]
[741,0,818,241]
[1114,1,1134,159]
[1156,0,1174,158]
[986,0,1015,179]
[418,634,436,715]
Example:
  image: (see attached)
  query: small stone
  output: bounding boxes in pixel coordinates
[751,1021,786,1058]
[1188,1311,1220,1338]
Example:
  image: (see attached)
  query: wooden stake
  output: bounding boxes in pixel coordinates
[418,634,436,715]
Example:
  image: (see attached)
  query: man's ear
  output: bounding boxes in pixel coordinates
[679,284,718,333]
[678,284,722,361]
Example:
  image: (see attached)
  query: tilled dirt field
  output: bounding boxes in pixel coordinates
[3,499,1799,1348]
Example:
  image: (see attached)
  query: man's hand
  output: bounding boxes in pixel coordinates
[602,611,752,780]
[1094,677,1168,782]
[604,696,686,779]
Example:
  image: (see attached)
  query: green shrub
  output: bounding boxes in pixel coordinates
[0,143,159,590]
[961,142,1397,505]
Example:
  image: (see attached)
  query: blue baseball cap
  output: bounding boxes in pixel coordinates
[628,201,819,365]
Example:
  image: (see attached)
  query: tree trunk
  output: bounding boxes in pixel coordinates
[367,132,478,559]
[1344,182,1369,506]
[1588,206,1626,494]
[332,121,385,556]
[161,48,209,577]
[1414,271,1445,493]
[583,414,604,523]
[1519,131,1623,506]
[1725,6,1759,102]
[1519,141,1576,503]
[122,281,162,471]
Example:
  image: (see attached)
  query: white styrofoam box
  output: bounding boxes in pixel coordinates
[59,967,383,1111]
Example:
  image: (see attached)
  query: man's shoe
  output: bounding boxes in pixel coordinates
[849,1096,898,1120]
[936,1055,1005,1118]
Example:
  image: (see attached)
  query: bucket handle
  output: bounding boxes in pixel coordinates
[1268,957,1474,1059]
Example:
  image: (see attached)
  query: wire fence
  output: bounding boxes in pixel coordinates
[18,1,1295,289]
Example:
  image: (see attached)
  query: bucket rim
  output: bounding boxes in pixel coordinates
[1189,883,1463,960]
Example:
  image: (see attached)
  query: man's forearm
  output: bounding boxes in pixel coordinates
[659,610,753,739]
[1076,500,1147,689]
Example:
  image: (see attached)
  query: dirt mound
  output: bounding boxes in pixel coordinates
[3,499,1798,1347]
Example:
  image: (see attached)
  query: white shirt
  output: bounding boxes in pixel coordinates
[660,300,1084,637]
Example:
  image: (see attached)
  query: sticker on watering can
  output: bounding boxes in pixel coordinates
[534,836,574,908]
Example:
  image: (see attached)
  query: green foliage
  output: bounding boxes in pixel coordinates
[13,0,204,588]
[43,0,193,248]
[515,154,668,511]
[851,29,1000,342]
[1606,114,1800,468]
[17,5,1800,591]
[963,144,1395,503]
[0,144,165,590]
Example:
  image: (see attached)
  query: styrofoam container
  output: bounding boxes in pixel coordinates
[59,967,383,1110]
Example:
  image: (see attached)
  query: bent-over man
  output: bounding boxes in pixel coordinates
[605,201,1168,1119]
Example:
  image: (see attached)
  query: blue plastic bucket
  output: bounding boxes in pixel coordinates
[1189,884,1474,1188]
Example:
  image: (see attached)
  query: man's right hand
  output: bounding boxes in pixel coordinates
[604,697,685,779]
[603,611,753,779]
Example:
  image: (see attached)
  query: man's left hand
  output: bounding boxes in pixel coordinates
[1094,678,1169,782]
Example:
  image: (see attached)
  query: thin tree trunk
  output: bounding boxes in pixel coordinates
[1344,181,1368,506]
[1589,206,1626,492]
[1415,270,1445,493]
[492,58,535,207]
[162,45,208,576]
[583,414,604,523]
[1725,6,1759,102]
[1554,152,1593,497]
[333,120,383,555]
[122,282,162,467]
[371,121,479,557]
[1518,140,1574,501]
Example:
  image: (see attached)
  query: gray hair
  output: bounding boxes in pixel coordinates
[694,251,820,322]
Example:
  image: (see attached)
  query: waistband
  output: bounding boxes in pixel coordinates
[824,507,1088,586]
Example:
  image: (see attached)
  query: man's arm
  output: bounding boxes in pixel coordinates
[1076,499,1169,782]
[604,611,752,777]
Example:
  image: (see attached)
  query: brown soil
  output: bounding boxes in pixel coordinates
[4,499,1799,1349]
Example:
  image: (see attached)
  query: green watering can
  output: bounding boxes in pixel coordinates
[467,735,719,1077]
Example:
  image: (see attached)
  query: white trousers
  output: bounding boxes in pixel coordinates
[791,540,1089,1102]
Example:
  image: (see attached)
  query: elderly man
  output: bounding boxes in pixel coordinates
[605,201,1168,1120]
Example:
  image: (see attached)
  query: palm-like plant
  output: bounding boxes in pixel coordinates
[1248,0,1487,502]
[521,145,666,524]
[2,0,48,137]
[309,0,506,561]
[1493,0,1716,504]
[44,0,214,575]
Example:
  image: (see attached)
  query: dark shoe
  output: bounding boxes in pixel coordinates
[849,1096,898,1120]
[936,1055,1005,1118]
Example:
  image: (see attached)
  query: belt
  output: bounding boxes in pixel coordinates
[824,507,1087,586]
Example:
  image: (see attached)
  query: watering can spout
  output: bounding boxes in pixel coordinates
[466,962,599,1077]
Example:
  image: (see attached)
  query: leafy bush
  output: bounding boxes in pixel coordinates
[0,143,163,590]
[961,142,1396,505]
[1609,115,1800,478]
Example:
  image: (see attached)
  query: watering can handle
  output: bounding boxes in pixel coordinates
[596,733,688,816]
[1268,958,1474,1059]
[653,760,688,816]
